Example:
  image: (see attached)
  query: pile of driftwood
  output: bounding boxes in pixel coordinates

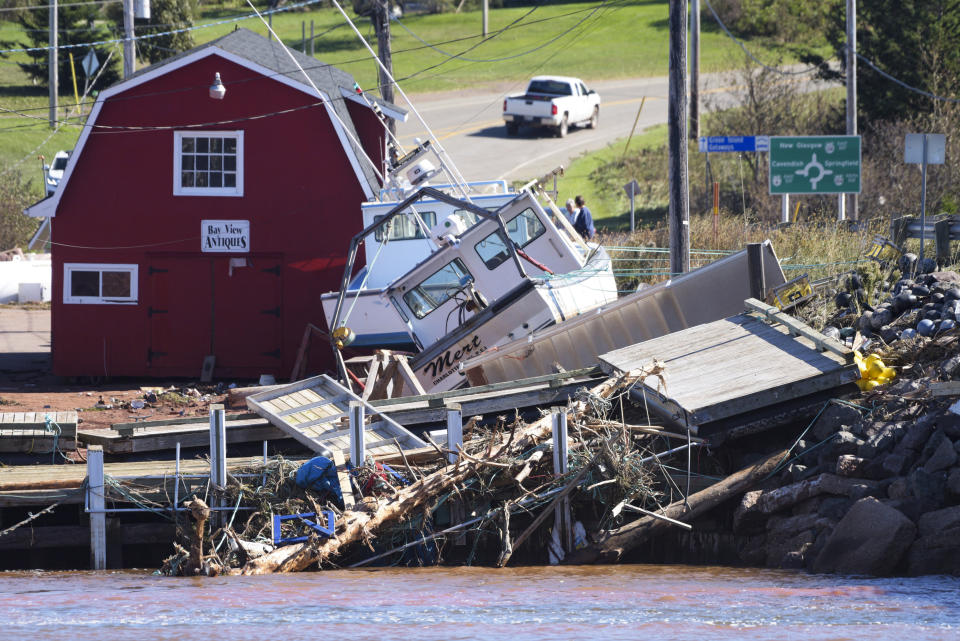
[161,371,784,576]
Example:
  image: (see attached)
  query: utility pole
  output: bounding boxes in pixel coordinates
[669,0,690,274]
[123,0,135,77]
[48,0,57,129]
[846,0,858,221]
[689,0,700,141]
[482,0,489,37]
[374,0,395,135]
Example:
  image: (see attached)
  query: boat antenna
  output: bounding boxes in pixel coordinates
[330,0,473,200]
[243,0,387,190]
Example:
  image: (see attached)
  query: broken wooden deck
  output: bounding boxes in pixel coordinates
[598,299,859,436]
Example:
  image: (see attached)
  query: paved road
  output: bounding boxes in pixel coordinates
[0,309,51,381]
[393,71,755,183]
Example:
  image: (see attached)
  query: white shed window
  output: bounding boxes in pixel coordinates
[174,131,243,196]
[64,263,138,304]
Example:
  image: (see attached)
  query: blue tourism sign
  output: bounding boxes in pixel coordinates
[698,135,770,153]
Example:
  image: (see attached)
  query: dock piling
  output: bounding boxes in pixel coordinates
[86,444,106,570]
[551,408,573,553]
[208,405,226,526]
[349,401,366,466]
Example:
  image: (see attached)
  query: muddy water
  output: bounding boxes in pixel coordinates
[2,565,958,640]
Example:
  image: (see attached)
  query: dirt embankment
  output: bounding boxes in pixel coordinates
[0,383,228,432]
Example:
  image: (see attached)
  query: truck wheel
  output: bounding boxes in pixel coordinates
[557,116,568,138]
[588,107,599,129]
[506,122,519,136]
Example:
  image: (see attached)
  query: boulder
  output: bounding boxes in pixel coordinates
[918,505,960,536]
[907,506,960,576]
[898,417,935,453]
[818,431,863,467]
[812,497,916,575]
[887,477,909,500]
[818,497,852,521]
[836,455,869,477]
[907,467,947,511]
[881,453,909,477]
[924,436,958,473]
[921,430,948,465]
[936,412,960,440]
[812,404,864,442]
[858,424,898,458]
[948,468,960,497]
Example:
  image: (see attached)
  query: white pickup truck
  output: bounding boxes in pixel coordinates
[502,76,600,138]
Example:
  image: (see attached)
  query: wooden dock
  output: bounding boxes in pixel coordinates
[0,411,77,452]
[79,418,287,455]
[599,300,859,437]
[0,455,271,507]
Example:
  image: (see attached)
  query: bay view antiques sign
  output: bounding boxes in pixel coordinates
[201,220,250,252]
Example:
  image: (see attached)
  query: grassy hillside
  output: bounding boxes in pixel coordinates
[0,2,817,195]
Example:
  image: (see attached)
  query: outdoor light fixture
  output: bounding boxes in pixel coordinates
[209,72,226,100]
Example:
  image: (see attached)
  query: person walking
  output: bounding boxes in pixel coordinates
[573,195,595,239]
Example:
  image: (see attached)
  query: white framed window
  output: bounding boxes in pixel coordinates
[63,263,138,304]
[174,130,243,197]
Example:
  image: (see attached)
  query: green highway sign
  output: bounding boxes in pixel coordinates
[769,136,861,194]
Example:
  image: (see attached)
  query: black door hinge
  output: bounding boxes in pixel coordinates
[261,306,281,317]
[262,265,281,276]
[148,266,169,275]
[148,307,168,317]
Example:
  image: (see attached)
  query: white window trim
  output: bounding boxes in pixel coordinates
[173,130,244,197]
[63,263,138,304]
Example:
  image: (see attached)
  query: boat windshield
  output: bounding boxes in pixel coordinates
[53,156,69,170]
[403,258,473,319]
[454,207,501,228]
[374,211,436,242]
[474,208,545,270]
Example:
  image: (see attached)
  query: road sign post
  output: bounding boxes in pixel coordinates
[905,133,946,260]
[769,136,861,196]
[623,179,640,232]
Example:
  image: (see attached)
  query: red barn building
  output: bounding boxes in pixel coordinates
[25,29,403,380]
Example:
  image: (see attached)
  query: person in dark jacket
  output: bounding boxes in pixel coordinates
[573,195,596,239]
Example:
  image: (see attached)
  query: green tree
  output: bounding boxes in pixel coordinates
[105,0,196,65]
[808,0,960,123]
[0,172,40,251]
[1,4,120,91]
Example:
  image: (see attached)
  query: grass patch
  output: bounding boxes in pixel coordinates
[0,2,821,193]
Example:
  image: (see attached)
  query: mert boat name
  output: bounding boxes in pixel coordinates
[423,334,485,384]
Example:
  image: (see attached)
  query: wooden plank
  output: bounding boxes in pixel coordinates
[332,449,355,509]
[744,298,849,357]
[112,412,260,433]
[930,381,960,397]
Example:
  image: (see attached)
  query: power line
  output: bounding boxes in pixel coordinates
[0,0,119,13]
[849,46,960,104]
[0,0,324,54]
[0,5,605,115]
[0,97,328,131]
[702,0,817,76]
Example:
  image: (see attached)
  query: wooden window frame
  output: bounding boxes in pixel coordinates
[63,263,138,304]
[173,130,244,197]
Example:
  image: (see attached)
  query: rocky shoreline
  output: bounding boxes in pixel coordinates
[653,266,960,577]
